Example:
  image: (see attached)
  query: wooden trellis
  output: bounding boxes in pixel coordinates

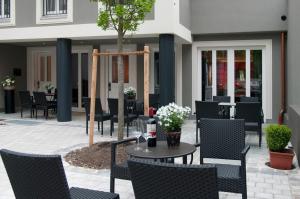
[89,46,150,146]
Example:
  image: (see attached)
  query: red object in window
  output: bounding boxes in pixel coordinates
[149,107,154,117]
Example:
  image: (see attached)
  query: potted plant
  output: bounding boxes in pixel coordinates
[1,75,15,90]
[124,87,136,100]
[45,83,54,94]
[156,103,191,147]
[265,124,294,170]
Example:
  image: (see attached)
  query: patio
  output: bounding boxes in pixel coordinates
[0,112,299,199]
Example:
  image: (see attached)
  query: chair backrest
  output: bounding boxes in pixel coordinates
[19,91,32,105]
[33,91,48,106]
[200,119,245,161]
[128,159,219,199]
[235,102,262,123]
[240,96,259,102]
[82,97,103,115]
[213,96,231,102]
[195,101,219,120]
[0,149,71,199]
[107,98,129,116]
[149,94,160,109]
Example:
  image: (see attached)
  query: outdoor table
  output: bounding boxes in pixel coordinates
[218,102,236,106]
[126,141,196,164]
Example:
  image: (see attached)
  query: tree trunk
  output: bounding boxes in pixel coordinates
[117,30,124,141]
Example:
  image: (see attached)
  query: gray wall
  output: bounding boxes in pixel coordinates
[179,0,191,30]
[13,0,153,28]
[191,0,287,34]
[0,44,27,110]
[187,33,282,122]
[287,0,300,107]
[182,44,192,108]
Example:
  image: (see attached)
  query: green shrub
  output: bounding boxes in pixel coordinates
[265,124,292,152]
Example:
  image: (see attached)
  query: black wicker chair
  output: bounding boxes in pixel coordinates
[213,96,231,102]
[195,101,220,143]
[235,102,263,147]
[0,149,119,199]
[107,98,138,137]
[128,158,219,199]
[240,96,259,102]
[198,118,250,199]
[19,91,35,118]
[82,97,113,136]
[33,91,57,119]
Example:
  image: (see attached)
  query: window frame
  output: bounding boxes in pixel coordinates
[0,0,15,27]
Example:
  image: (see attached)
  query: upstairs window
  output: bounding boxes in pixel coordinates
[43,0,67,16]
[0,0,10,19]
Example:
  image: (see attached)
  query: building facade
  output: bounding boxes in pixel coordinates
[0,0,297,124]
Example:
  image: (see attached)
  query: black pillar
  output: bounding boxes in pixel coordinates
[159,34,175,106]
[56,38,72,122]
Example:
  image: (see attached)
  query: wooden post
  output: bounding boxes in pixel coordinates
[89,49,98,146]
[144,46,150,116]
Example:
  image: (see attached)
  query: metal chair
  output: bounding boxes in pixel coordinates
[0,149,119,199]
[235,102,263,147]
[198,118,250,199]
[240,96,259,102]
[195,101,220,143]
[82,97,113,136]
[33,91,57,119]
[19,91,35,118]
[128,158,219,199]
[107,98,138,137]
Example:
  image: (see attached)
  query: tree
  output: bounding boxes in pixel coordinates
[91,0,155,140]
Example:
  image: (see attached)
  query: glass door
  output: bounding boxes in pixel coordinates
[36,53,53,92]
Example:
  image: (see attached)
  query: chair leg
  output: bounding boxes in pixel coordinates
[111,119,114,132]
[110,176,115,193]
[98,121,100,132]
[127,122,129,137]
[242,182,247,199]
[101,121,104,136]
[45,109,48,120]
[86,119,88,135]
[20,107,23,118]
[259,128,262,147]
[35,109,38,119]
[110,120,113,137]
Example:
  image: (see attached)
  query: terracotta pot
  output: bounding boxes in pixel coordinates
[166,132,181,147]
[269,149,294,170]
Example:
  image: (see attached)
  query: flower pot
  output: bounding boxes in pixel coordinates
[269,149,294,170]
[3,86,15,90]
[166,132,181,147]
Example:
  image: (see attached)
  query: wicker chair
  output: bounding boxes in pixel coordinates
[107,98,138,137]
[33,91,57,119]
[0,149,119,199]
[239,96,259,102]
[213,96,231,102]
[198,118,250,199]
[82,97,113,136]
[235,102,263,147]
[195,101,220,143]
[128,158,219,199]
[19,91,35,118]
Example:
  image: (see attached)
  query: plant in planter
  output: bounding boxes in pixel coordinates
[45,83,54,94]
[156,103,191,147]
[1,75,15,90]
[265,124,294,170]
[124,87,136,99]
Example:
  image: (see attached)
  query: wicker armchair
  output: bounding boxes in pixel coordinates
[198,118,250,199]
[195,101,220,143]
[239,96,259,102]
[0,149,119,199]
[235,102,263,147]
[128,158,219,199]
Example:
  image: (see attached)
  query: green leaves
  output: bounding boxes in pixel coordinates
[265,124,292,152]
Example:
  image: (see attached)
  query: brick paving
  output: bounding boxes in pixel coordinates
[0,112,299,199]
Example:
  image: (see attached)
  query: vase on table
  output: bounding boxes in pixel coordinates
[166,131,181,147]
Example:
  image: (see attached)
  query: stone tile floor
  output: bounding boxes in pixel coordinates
[0,112,299,199]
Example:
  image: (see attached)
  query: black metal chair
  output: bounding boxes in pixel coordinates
[235,102,263,147]
[83,97,113,136]
[19,91,35,118]
[33,91,57,119]
[240,96,259,102]
[0,149,119,199]
[198,118,250,199]
[149,93,160,109]
[128,158,219,199]
[107,98,138,137]
[195,101,220,143]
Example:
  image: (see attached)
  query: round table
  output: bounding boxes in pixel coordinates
[126,141,196,164]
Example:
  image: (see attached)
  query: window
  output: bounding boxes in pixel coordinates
[43,0,67,16]
[0,0,10,19]
[0,0,15,26]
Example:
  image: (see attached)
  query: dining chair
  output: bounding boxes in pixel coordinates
[0,149,119,199]
[240,96,259,102]
[128,158,219,199]
[33,91,56,119]
[19,91,35,118]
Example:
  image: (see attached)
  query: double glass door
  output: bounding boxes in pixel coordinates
[201,49,263,103]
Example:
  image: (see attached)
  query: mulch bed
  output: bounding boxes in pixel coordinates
[64,141,131,170]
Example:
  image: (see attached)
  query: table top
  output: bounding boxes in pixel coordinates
[219,102,236,106]
[126,141,196,159]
